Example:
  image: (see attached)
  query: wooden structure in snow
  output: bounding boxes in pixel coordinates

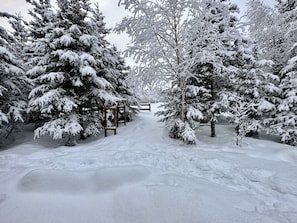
[139,103,151,112]
[117,100,127,126]
[103,106,117,137]
[103,99,127,137]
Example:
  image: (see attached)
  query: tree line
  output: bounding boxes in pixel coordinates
[117,0,297,146]
[0,0,137,146]
[1,0,296,147]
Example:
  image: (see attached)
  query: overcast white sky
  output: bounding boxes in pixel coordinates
[0,0,275,51]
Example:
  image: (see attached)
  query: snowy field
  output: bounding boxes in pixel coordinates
[0,104,297,223]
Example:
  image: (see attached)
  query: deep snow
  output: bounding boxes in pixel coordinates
[0,104,297,223]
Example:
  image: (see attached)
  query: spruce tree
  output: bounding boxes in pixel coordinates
[90,4,138,120]
[27,0,123,145]
[231,43,280,145]
[107,46,139,119]
[269,1,297,146]
[188,0,243,138]
[0,13,30,142]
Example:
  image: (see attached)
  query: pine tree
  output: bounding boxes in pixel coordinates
[188,0,244,138]
[108,46,139,119]
[0,13,30,142]
[89,4,138,119]
[27,0,124,145]
[26,0,57,66]
[9,13,33,116]
[25,0,57,124]
[231,43,280,145]
[269,1,297,146]
[7,13,28,59]
[276,0,297,13]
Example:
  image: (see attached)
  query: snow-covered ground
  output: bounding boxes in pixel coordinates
[0,104,297,223]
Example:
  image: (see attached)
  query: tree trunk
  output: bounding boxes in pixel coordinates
[78,105,86,140]
[211,117,216,137]
[210,80,216,137]
[180,79,186,122]
[65,135,77,146]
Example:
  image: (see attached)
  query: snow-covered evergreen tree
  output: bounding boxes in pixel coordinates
[276,0,297,13]
[8,13,32,114]
[90,3,138,119]
[246,0,286,77]
[108,46,139,119]
[268,1,297,146]
[187,0,244,138]
[245,0,297,146]
[274,55,297,146]
[25,0,57,124]
[245,0,277,54]
[7,13,28,59]
[27,0,127,145]
[0,13,30,141]
[231,45,280,144]
[26,0,57,66]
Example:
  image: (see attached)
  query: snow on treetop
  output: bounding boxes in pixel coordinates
[291,43,297,51]
[80,53,96,65]
[0,46,15,62]
[0,85,8,96]
[34,115,83,140]
[258,99,275,112]
[80,65,96,77]
[69,24,81,35]
[256,59,274,67]
[186,106,203,121]
[56,97,78,113]
[27,66,46,78]
[60,34,74,47]
[7,64,23,76]
[0,110,9,124]
[72,77,83,87]
[282,56,297,73]
[79,34,94,47]
[52,27,64,36]
[28,84,49,99]
[30,88,73,110]
[59,50,80,65]
[92,89,119,104]
[39,72,65,84]
[93,77,113,89]
[8,104,25,122]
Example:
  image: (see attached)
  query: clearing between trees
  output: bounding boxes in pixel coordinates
[0,104,297,223]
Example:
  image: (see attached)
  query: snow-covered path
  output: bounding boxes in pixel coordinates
[0,104,297,223]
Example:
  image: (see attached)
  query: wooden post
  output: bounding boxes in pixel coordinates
[140,103,151,112]
[117,100,127,126]
[103,106,117,137]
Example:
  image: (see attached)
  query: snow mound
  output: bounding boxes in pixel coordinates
[94,166,150,192]
[18,166,150,194]
[276,149,297,163]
